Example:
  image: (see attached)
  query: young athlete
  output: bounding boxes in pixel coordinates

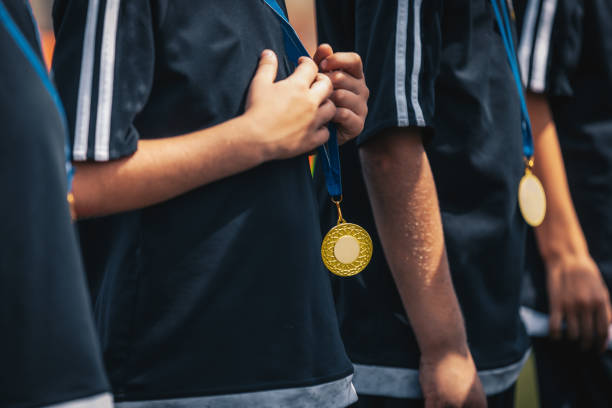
[0,0,111,407]
[516,0,612,406]
[52,0,368,406]
[316,1,532,406]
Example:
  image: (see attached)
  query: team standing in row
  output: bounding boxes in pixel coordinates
[1,0,610,407]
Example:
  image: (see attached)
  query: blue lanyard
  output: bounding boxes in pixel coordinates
[490,0,534,158]
[262,0,342,198]
[0,1,75,191]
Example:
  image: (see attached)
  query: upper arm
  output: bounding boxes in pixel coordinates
[52,0,156,162]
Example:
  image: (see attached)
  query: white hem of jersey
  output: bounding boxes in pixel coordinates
[43,393,113,408]
[518,0,541,87]
[352,349,531,399]
[520,306,612,349]
[395,0,409,127]
[530,0,558,92]
[94,0,121,161]
[114,375,357,408]
[73,0,101,161]
[410,0,425,126]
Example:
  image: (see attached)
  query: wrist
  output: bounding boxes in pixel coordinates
[236,112,273,163]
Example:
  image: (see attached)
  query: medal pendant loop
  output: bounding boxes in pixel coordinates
[332,196,346,225]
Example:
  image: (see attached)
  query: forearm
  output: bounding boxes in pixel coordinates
[73,115,266,218]
[527,93,589,262]
[360,128,467,356]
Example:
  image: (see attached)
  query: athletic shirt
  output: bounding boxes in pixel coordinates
[316,0,529,398]
[516,0,612,312]
[52,1,355,406]
[0,0,110,407]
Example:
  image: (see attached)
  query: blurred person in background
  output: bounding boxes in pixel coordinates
[516,0,612,406]
[316,0,535,407]
[51,0,368,406]
[0,0,111,407]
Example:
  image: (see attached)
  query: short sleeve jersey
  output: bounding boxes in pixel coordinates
[516,0,612,311]
[52,1,354,406]
[317,0,529,398]
[0,1,110,407]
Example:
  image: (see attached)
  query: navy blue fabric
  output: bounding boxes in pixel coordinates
[517,0,612,313]
[0,1,109,406]
[52,0,352,402]
[316,0,529,373]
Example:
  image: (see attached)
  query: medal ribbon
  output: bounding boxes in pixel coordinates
[490,0,534,158]
[0,1,74,191]
[262,0,342,198]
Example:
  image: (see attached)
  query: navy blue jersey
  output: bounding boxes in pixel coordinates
[316,0,529,398]
[517,0,612,312]
[0,1,110,407]
[52,1,355,406]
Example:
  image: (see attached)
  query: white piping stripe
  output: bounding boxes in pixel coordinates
[73,0,100,161]
[517,0,540,87]
[410,0,425,126]
[353,349,531,398]
[94,0,121,161]
[115,375,357,408]
[395,0,409,127]
[44,393,113,408]
[530,0,558,92]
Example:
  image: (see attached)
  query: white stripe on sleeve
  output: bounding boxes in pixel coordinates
[73,0,101,161]
[94,0,121,161]
[410,0,425,126]
[395,0,409,127]
[517,0,540,87]
[530,0,558,92]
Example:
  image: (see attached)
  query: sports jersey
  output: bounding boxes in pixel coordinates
[316,0,529,398]
[516,1,612,405]
[0,1,110,407]
[517,0,612,313]
[52,1,355,406]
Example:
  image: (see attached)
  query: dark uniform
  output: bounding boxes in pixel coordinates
[0,0,111,407]
[517,0,612,406]
[316,1,528,406]
[52,1,355,407]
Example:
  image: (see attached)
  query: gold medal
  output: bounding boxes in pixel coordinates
[518,157,546,227]
[67,192,76,221]
[321,198,373,277]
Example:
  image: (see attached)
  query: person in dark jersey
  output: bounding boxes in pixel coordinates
[51,0,368,407]
[516,0,612,406]
[0,0,111,407]
[316,1,532,407]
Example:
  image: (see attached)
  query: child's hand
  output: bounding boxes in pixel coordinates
[245,50,336,161]
[314,44,369,145]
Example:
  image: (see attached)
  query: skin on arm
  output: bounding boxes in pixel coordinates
[360,129,486,408]
[527,92,612,351]
[72,52,336,218]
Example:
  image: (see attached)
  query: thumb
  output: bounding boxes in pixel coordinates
[314,43,334,68]
[251,50,278,91]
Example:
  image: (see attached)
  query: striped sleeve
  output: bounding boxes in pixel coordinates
[516,0,583,96]
[316,0,440,145]
[52,0,155,162]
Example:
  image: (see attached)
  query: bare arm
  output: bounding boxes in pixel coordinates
[528,92,612,351]
[360,129,485,407]
[73,52,335,218]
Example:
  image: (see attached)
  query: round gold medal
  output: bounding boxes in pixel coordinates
[321,222,373,277]
[518,172,547,227]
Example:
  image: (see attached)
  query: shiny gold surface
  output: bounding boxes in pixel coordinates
[322,222,373,277]
[518,171,547,227]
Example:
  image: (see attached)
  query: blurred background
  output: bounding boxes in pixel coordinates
[25,1,539,407]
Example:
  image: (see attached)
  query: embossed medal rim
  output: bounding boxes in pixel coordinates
[321,222,373,278]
